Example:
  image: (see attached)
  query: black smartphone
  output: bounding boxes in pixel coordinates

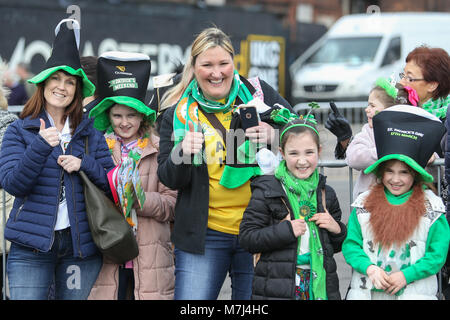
[240,106,259,131]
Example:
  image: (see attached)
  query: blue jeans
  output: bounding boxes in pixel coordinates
[7,228,102,300]
[174,228,253,300]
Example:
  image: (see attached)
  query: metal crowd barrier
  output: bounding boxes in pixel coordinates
[1,158,447,300]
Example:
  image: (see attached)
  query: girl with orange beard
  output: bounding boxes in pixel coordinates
[342,105,450,300]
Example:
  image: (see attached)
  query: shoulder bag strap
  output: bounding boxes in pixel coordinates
[84,135,89,155]
[198,108,228,148]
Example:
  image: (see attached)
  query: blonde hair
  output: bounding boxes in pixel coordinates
[160,27,234,110]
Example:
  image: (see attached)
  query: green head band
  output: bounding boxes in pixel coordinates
[280,123,319,143]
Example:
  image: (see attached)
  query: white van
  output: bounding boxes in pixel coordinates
[289,12,450,104]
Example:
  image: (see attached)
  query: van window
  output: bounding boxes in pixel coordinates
[381,37,401,66]
[305,37,382,65]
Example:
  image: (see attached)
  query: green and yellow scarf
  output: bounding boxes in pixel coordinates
[172,70,261,188]
[275,161,327,300]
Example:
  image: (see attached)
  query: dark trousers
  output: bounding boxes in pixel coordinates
[118,266,135,300]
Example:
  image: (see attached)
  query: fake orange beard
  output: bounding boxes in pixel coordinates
[364,183,425,248]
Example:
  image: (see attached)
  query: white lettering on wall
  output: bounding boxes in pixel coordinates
[248,40,281,91]
[250,41,280,67]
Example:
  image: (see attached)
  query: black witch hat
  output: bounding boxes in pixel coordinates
[364,105,445,182]
[88,51,155,131]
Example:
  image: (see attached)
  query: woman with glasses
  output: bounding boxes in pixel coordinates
[399,46,450,120]
[399,46,450,176]
[327,46,450,160]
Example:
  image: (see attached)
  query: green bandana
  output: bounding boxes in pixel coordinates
[275,161,327,300]
[172,70,260,188]
[422,95,449,119]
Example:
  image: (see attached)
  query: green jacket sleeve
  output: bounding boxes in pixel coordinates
[401,214,450,284]
[342,208,374,275]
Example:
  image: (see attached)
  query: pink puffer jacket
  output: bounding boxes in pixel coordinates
[89,134,177,300]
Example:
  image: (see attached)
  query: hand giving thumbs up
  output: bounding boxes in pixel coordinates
[39,118,60,147]
[181,121,204,156]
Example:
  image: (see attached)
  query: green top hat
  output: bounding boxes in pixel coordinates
[364,104,445,183]
[28,19,95,98]
[88,51,156,131]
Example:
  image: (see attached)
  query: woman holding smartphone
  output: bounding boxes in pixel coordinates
[157,26,294,300]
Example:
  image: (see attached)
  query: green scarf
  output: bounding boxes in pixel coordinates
[172,70,261,188]
[422,95,449,119]
[275,161,327,300]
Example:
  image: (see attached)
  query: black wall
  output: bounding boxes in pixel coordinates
[1,0,326,103]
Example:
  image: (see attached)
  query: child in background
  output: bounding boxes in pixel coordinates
[346,78,416,200]
[239,118,347,300]
[343,105,450,300]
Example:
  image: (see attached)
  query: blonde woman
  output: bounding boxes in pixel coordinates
[157,27,294,300]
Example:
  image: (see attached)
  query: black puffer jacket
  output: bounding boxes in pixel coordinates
[239,174,347,300]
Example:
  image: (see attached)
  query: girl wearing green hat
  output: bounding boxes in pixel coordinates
[343,105,450,300]
[346,78,418,201]
[88,51,177,300]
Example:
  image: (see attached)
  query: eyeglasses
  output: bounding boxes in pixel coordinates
[399,72,425,83]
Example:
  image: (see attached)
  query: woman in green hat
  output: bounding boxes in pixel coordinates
[0,19,115,300]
